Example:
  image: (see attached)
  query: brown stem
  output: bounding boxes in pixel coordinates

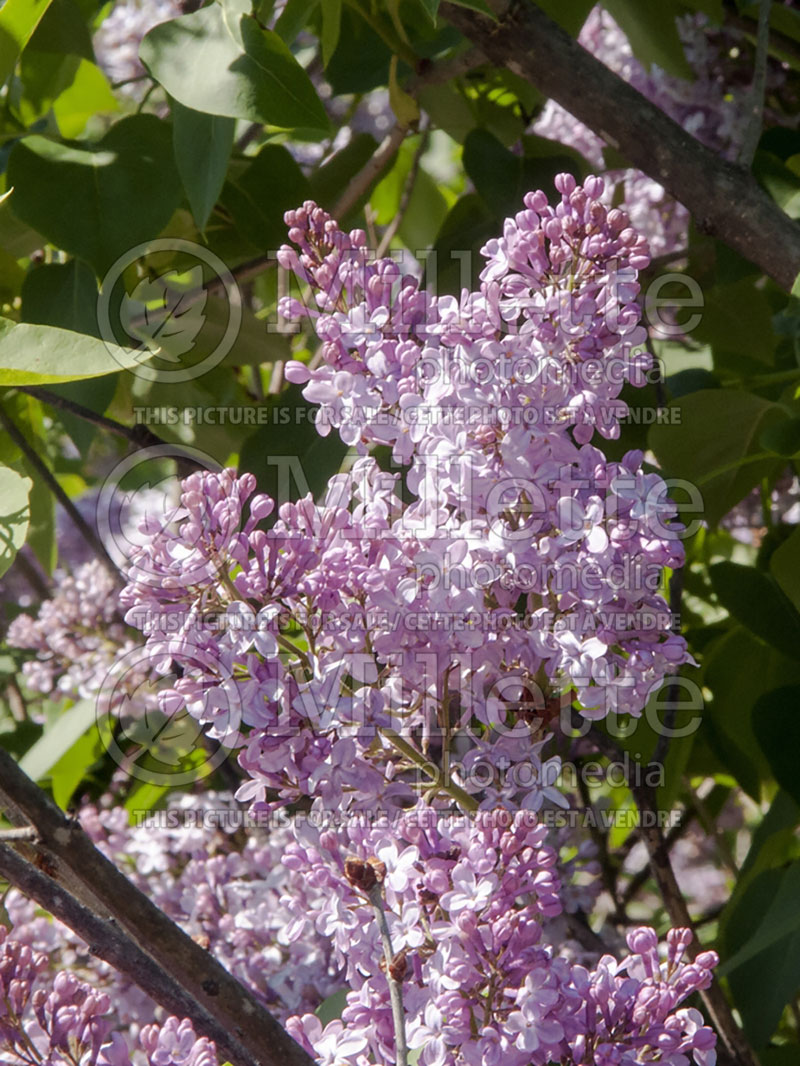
[0,843,260,1066]
[17,387,181,454]
[620,805,695,906]
[333,122,409,221]
[376,121,431,257]
[439,0,800,292]
[368,884,409,1066]
[0,746,316,1066]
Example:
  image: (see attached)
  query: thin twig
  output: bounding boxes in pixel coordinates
[368,884,409,1066]
[333,123,409,220]
[691,785,739,879]
[620,805,695,906]
[235,122,263,152]
[651,567,685,770]
[576,768,625,922]
[0,746,316,1066]
[405,45,485,93]
[17,387,177,452]
[0,404,124,588]
[0,826,38,842]
[3,548,52,601]
[729,9,800,66]
[739,0,772,167]
[573,714,761,1066]
[376,121,431,257]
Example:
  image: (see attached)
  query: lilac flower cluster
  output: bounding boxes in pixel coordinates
[6,560,149,713]
[93,0,183,98]
[281,809,718,1066]
[5,485,170,717]
[0,923,212,1066]
[119,181,688,819]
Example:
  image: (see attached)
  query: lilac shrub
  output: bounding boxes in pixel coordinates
[99,178,721,1063]
[3,179,719,1065]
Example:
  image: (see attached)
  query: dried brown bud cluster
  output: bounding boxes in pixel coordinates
[344,855,386,891]
[379,949,409,982]
[388,950,408,982]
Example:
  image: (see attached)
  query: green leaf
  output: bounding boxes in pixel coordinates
[26,0,92,59]
[389,54,420,126]
[602,0,692,78]
[649,390,785,526]
[692,279,776,365]
[445,0,496,17]
[720,861,800,976]
[172,104,234,233]
[416,82,475,145]
[121,265,206,360]
[534,0,594,36]
[5,392,56,574]
[50,724,106,809]
[759,415,800,457]
[702,627,800,798]
[0,319,145,385]
[0,464,32,579]
[326,6,392,95]
[709,561,800,661]
[273,0,319,44]
[752,685,800,808]
[222,143,310,250]
[140,4,329,131]
[722,863,800,1047]
[371,136,447,244]
[51,58,117,138]
[123,779,172,817]
[321,0,341,66]
[427,193,497,295]
[239,384,348,504]
[21,259,100,337]
[7,115,183,276]
[416,0,439,20]
[20,261,116,453]
[315,988,347,1025]
[397,166,448,251]
[308,132,379,215]
[19,698,96,781]
[0,0,55,84]
[770,526,800,614]
[754,150,800,218]
[15,0,113,136]
[463,129,578,217]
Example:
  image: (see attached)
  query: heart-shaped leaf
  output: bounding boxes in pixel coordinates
[7,115,183,277]
[140,3,329,132]
[0,464,32,579]
[0,318,146,385]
